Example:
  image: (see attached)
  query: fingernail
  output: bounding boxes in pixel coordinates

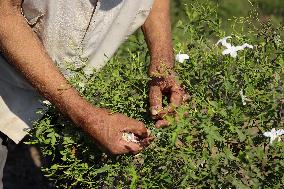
[150,106,159,115]
[151,109,158,115]
[155,120,170,128]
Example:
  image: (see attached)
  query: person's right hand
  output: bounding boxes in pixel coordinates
[0,0,150,156]
[81,107,151,155]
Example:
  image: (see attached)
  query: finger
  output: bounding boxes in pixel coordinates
[182,93,190,102]
[124,121,148,138]
[121,141,144,155]
[155,119,170,128]
[154,85,185,119]
[155,86,187,118]
[170,85,185,107]
[149,86,163,117]
[140,136,155,147]
[153,107,175,120]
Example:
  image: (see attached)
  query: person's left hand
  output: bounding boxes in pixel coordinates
[149,71,188,128]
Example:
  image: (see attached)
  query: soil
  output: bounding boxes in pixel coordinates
[3,137,54,189]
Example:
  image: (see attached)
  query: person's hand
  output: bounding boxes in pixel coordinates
[149,71,188,128]
[82,108,151,155]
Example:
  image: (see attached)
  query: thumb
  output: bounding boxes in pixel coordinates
[124,120,148,138]
[121,141,144,155]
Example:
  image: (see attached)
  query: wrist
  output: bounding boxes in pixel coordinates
[69,101,109,130]
[149,59,174,77]
[148,49,174,77]
[50,84,110,130]
[66,99,93,127]
[52,87,95,127]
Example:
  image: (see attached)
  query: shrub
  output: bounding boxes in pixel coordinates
[29,1,284,188]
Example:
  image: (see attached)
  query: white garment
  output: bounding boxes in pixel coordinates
[0,0,154,143]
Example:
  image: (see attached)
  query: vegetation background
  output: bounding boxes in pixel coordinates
[172,0,284,26]
[4,0,284,189]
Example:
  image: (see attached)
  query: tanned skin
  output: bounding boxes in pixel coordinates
[0,0,185,154]
[143,0,187,128]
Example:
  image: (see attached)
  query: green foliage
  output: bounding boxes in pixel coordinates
[257,0,284,16]
[173,0,284,35]
[28,1,284,188]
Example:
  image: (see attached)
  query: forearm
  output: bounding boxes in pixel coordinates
[142,0,174,76]
[0,2,97,126]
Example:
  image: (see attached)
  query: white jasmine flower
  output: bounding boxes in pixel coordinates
[263,128,284,144]
[175,51,189,63]
[239,89,249,105]
[42,100,51,106]
[239,43,254,49]
[221,43,253,58]
[216,36,253,58]
[216,36,233,49]
[122,132,140,143]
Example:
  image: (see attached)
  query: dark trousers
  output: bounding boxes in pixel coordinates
[0,134,8,189]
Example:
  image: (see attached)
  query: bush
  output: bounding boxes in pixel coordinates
[29,1,284,188]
